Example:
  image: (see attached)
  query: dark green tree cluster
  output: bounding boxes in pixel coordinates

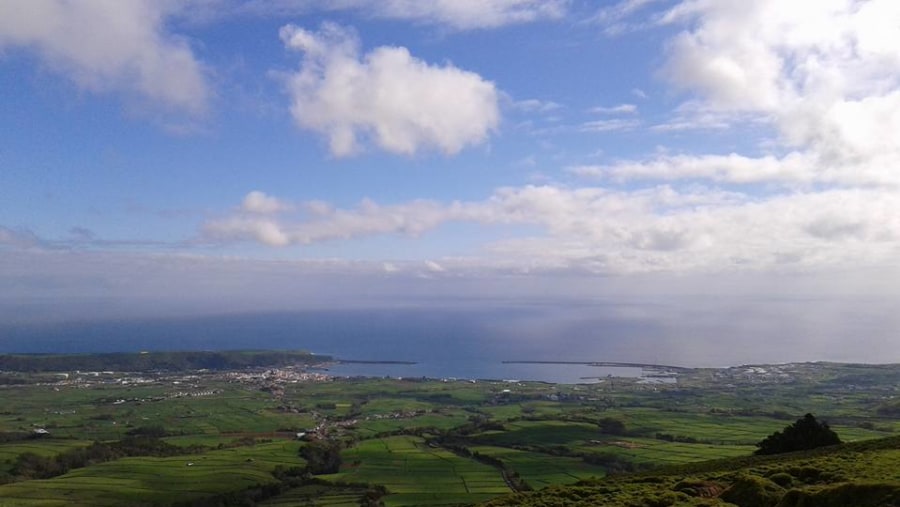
[299,439,343,474]
[598,417,627,436]
[6,435,190,482]
[755,413,841,455]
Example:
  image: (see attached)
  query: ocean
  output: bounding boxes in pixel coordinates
[2,300,898,380]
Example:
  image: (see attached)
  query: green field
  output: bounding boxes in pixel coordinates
[0,440,302,506]
[468,445,604,488]
[0,440,91,473]
[326,436,510,506]
[258,484,371,506]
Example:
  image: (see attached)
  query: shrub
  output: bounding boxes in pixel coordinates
[719,474,784,507]
[766,472,793,488]
[777,482,900,507]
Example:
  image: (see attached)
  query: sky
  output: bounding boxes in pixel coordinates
[2,1,900,360]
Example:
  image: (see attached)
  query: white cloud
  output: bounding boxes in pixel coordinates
[370,0,568,30]
[203,217,291,247]
[279,22,500,156]
[204,194,490,247]
[512,98,563,113]
[242,191,293,214]
[424,260,445,272]
[588,103,637,114]
[0,0,209,115]
[568,152,818,184]
[202,183,900,274]
[575,1,900,188]
[575,151,900,188]
[235,0,567,30]
[660,0,900,166]
[578,118,640,132]
[588,0,668,35]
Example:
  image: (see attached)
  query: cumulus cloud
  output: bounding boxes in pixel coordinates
[279,22,500,156]
[660,0,900,168]
[573,1,900,189]
[16,1,900,280]
[0,0,209,115]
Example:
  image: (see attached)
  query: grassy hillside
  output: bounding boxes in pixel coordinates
[481,435,900,506]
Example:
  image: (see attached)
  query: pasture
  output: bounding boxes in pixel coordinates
[0,440,301,506]
[468,445,605,488]
[326,436,510,506]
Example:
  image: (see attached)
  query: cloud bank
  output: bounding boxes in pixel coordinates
[280,22,500,156]
[203,184,900,275]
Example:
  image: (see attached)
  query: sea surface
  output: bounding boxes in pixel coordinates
[0,310,657,383]
[319,361,647,384]
[2,302,899,380]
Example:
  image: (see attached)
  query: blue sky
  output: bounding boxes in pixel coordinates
[2,0,900,355]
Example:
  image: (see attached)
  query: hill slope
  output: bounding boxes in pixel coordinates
[482,435,900,506]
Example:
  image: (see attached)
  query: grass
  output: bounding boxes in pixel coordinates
[471,420,600,448]
[468,445,605,488]
[483,436,900,506]
[259,484,370,506]
[0,440,91,473]
[0,440,302,506]
[353,412,471,437]
[325,436,510,506]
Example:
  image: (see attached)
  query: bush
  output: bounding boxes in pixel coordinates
[719,474,784,507]
[766,472,793,488]
[673,479,726,497]
[777,482,900,507]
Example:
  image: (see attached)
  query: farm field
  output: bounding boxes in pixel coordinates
[0,440,301,506]
[326,436,510,506]
[467,445,604,488]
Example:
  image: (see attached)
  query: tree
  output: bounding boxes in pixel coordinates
[755,413,841,455]
[299,439,343,474]
[598,417,627,436]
